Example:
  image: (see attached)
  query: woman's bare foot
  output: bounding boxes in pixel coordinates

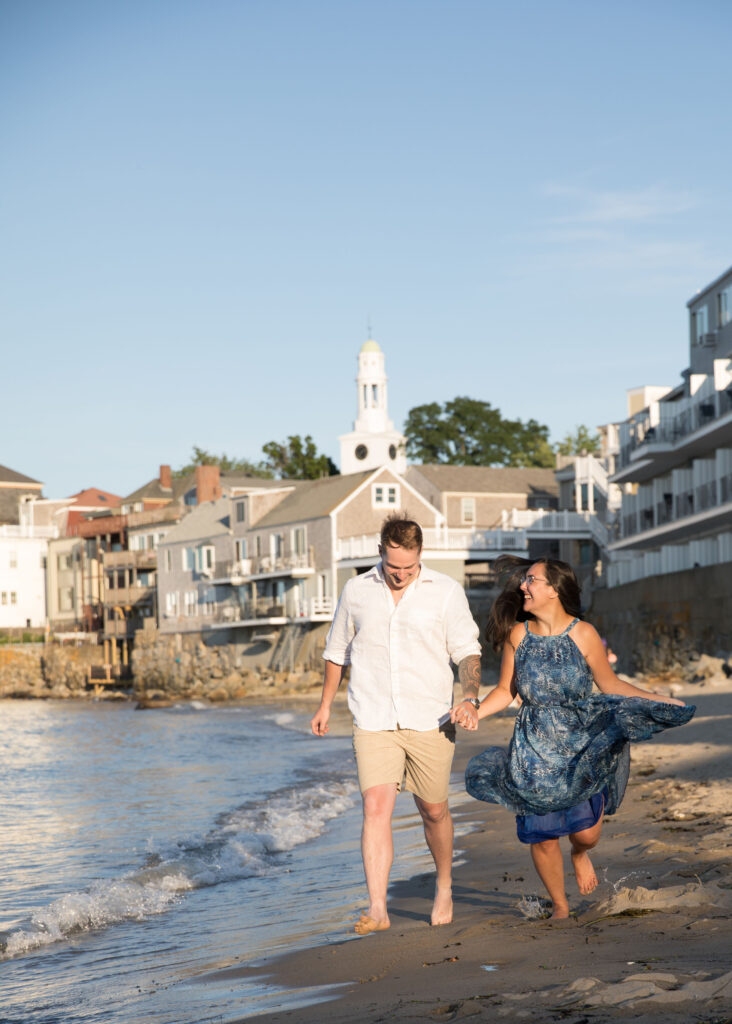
[571,850,598,894]
[549,900,570,919]
[431,883,453,926]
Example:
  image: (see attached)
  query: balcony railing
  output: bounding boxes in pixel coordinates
[200,594,334,625]
[249,551,314,575]
[104,549,158,569]
[0,524,57,538]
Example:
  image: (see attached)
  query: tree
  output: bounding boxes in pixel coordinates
[555,425,601,456]
[261,434,338,479]
[404,396,555,468]
[174,446,273,478]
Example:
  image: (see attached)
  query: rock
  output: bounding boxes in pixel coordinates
[208,686,230,702]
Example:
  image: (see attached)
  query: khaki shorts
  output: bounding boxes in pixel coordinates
[352,724,456,804]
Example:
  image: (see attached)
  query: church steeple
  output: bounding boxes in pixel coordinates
[339,338,407,475]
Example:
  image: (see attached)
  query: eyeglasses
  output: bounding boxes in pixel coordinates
[520,574,549,586]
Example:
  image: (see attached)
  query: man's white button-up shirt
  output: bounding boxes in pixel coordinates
[323,563,481,732]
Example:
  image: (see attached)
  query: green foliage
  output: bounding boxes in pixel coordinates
[404,396,555,468]
[556,425,602,456]
[261,435,339,479]
[173,446,273,479]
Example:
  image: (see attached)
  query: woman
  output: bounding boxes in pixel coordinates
[462,556,695,919]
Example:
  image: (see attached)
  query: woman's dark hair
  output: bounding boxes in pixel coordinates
[486,554,583,651]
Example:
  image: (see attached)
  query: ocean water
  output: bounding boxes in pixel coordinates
[0,699,448,1023]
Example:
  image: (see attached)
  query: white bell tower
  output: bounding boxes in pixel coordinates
[339,339,407,475]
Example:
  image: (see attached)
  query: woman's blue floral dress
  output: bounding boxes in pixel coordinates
[465,620,695,843]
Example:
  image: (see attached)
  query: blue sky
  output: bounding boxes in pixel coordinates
[2,0,731,498]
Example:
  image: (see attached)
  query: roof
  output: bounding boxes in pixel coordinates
[68,487,122,507]
[123,471,288,504]
[159,498,231,544]
[361,339,381,353]
[0,463,42,486]
[409,465,558,495]
[254,471,374,528]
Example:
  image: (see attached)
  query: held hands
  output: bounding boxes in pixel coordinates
[450,699,480,731]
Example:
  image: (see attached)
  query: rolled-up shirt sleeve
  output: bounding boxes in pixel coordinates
[323,584,355,666]
[444,583,481,664]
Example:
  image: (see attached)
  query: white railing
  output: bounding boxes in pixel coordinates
[500,509,609,546]
[607,531,732,586]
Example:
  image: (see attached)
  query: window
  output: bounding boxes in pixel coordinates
[292,527,306,555]
[183,547,196,571]
[236,499,248,523]
[165,549,172,572]
[694,304,709,342]
[255,535,262,557]
[184,590,197,616]
[10,592,17,605]
[235,538,247,561]
[1,592,6,605]
[58,587,74,612]
[271,533,284,559]
[461,497,476,524]
[720,285,732,327]
[165,591,179,616]
[9,550,17,569]
[57,553,72,571]
[201,545,215,572]
[372,483,400,507]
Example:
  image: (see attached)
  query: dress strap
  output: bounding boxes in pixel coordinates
[560,617,579,635]
[524,620,530,634]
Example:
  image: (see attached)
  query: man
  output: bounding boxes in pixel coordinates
[311,514,482,934]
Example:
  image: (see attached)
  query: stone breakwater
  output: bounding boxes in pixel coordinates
[0,636,325,703]
[131,630,324,703]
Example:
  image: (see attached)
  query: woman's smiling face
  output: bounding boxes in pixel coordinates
[520,563,554,609]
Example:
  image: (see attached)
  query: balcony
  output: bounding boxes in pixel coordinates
[212,558,252,583]
[103,584,155,607]
[336,528,528,562]
[247,551,314,579]
[201,594,334,629]
[500,509,609,547]
[104,549,158,569]
[613,379,732,483]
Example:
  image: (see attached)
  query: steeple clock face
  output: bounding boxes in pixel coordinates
[355,444,368,461]
[389,444,397,460]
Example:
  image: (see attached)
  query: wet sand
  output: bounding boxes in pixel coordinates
[222,678,732,1023]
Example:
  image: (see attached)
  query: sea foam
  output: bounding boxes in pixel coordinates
[1,776,358,959]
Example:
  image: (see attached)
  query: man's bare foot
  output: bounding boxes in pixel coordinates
[354,912,390,935]
[571,850,598,894]
[431,884,453,926]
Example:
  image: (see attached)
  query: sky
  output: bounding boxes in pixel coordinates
[2,0,731,499]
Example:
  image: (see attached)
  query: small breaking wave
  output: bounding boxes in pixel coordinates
[1,776,358,959]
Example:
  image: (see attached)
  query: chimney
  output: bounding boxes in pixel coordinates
[195,465,221,504]
[159,464,172,490]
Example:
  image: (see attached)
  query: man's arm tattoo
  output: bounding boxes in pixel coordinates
[458,654,481,700]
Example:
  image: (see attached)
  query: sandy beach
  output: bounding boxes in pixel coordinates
[209,674,732,1024]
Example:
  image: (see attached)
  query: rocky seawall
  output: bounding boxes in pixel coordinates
[2,632,730,704]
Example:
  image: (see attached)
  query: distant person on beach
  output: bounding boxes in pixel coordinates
[463,555,695,920]
[311,514,481,934]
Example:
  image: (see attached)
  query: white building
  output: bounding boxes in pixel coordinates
[339,338,407,475]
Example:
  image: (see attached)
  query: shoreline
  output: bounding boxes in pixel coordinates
[215,676,732,1024]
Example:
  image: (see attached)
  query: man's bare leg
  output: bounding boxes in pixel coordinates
[355,783,398,933]
[414,796,453,925]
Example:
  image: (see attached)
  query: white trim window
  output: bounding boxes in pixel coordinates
[165,591,179,616]
[372,483,400,508]
[235,538,248,562]
[292,526,306,556]
[200,545,215,572]
[461,497,476,525]
[694,304,709,343]
[184,590,197,616]
[182,547,196,571]
[719,285,732,327]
